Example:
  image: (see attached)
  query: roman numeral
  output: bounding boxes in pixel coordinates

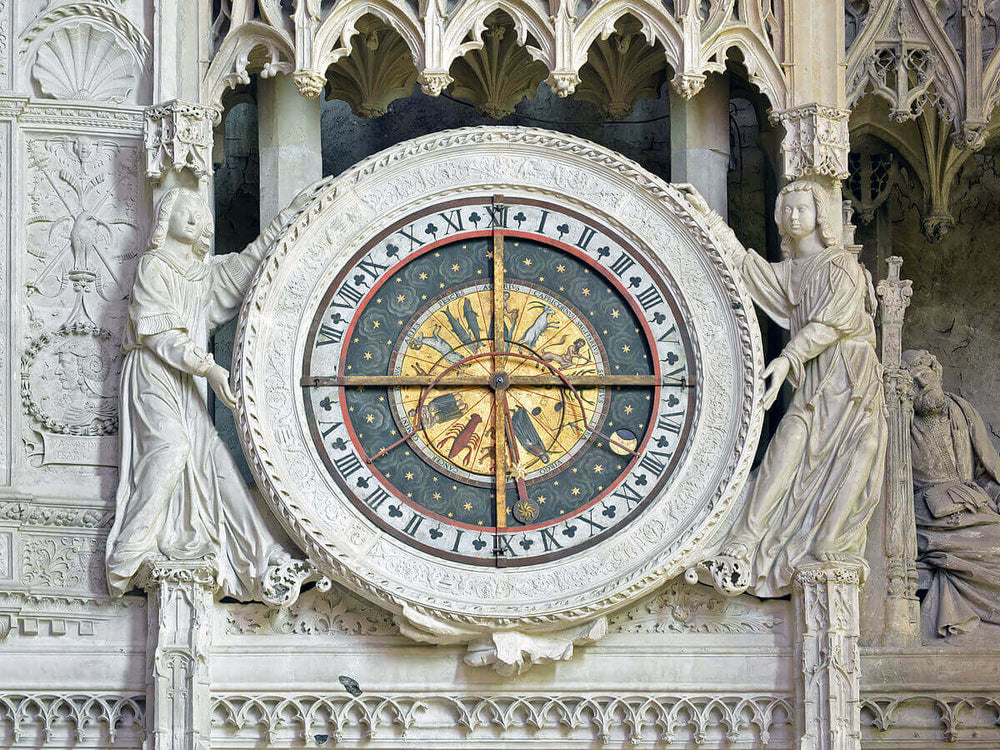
[363,487,390,511]
[536,210,550,233]
[660,364,685,381]
[609,252,635,277]
[657,411,684,434]
[575,226,598,251]
[331,282,365,309]
[439,209,464,234]
[636,284,664,311]
[397,225,423,250]
[333,453,363,478]
[579,510,607,536]
[494,534,518,557]
[356,255,389,280]
[657,324,678,343]
[485,205,508,228]
[320,420,342,438]
[638,450,672,477]
[403,513,423,536]
[316,323,343,346]
[612,482,644,510]
[539,527,563,551]
[451,529,464,553]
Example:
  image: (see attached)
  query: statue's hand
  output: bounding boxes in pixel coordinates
[208,364,237,410]
[676,183,711,216]
[761,355,790,410]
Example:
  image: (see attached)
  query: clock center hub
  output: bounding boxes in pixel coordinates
[489,370,510,391]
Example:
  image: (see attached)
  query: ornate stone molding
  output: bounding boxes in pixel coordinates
[771,104,851,181]
[0,500,104,529]
[211,692,793,746]
[144,100,220,180]
[861,693,1000,745]
[793,563,862,750]
[0,693,145,745]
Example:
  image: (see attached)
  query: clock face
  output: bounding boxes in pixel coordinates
[235,127,761,628]
[301,198,696,566]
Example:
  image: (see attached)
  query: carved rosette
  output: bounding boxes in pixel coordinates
[771,104,851,181]
[793,563,862,750]
[144,100,220,180]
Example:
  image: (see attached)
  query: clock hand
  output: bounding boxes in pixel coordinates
[500,391,531,508]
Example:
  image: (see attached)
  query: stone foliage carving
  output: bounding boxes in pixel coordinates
[232,127,763,664]
[222,586,396,637]
[607,581,784,635]
[212,692,793,747]
[692,179,886,598]
[903,349,1000,639]
[105,188,296,601]
[0,693,144,745]
[204,1,789,115]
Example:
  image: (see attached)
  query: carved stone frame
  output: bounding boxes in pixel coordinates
[233,127,763,636]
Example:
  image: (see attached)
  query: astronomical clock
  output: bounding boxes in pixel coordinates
[234,128,763,656]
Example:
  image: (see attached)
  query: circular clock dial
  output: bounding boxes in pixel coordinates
[302,198,696,566]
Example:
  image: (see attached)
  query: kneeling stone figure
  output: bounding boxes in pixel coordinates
[106,187,297,600]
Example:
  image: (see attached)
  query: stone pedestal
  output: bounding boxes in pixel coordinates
[141,558,217,750]
[793,563,862,750]
[258,73,323,227]
[669,75,730,218]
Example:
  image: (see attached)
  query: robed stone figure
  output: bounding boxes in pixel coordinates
[688,179,887,597]
[106,188,292,600]
[903,349,1000,637]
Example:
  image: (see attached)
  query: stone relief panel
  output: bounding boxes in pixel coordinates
[20,135,146,471]
[17,0,151,105]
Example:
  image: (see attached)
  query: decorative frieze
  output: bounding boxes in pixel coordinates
[0,692,145,746]
[772,104,851,181]
[212,692,794,747]
[144,100,219,180]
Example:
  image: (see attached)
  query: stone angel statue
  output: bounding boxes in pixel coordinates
[683,178,887,597]
[106,187,301,600]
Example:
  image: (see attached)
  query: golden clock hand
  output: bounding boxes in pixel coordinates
[491,194,505,366]
[493,387,507,532]
[500,390,531,508]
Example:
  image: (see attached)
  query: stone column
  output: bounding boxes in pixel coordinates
[257,73,323,227]
[793,564,862,750]
[140,558,216,750]
[872,257,919,642]
[670,75,730,218]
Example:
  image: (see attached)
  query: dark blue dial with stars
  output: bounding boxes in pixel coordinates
[302,197,696,566]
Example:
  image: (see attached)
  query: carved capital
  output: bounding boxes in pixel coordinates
[144,100,220,180]
[771,103,850,181]
[292,70,325,98]
[671,71,707,100]
[876,256,913,327]
[546,71,581,98]
[138,555,219,592]
[417,70,453,97]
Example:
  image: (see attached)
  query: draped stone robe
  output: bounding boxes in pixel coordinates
[106,235,280,600]
[912,395,1000,636]
[728,244,888,597]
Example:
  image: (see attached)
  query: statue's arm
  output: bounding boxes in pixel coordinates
[142,328,216,377]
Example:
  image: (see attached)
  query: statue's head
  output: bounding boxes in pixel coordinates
[902,349,947,415]
[148,188,214,259]
[775,179,839,259]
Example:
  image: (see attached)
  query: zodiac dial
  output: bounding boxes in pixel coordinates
[302,196,697,566]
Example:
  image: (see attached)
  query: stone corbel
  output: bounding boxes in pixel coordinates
[771,103,851,181]
[396,605,607,676]
[144,100,221,180]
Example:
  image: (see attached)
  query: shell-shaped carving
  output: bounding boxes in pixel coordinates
[32,23,139,104]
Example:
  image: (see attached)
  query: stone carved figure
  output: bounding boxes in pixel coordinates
[903,349,1000,637]
[687,179,887,597]
[106,188,293,600]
